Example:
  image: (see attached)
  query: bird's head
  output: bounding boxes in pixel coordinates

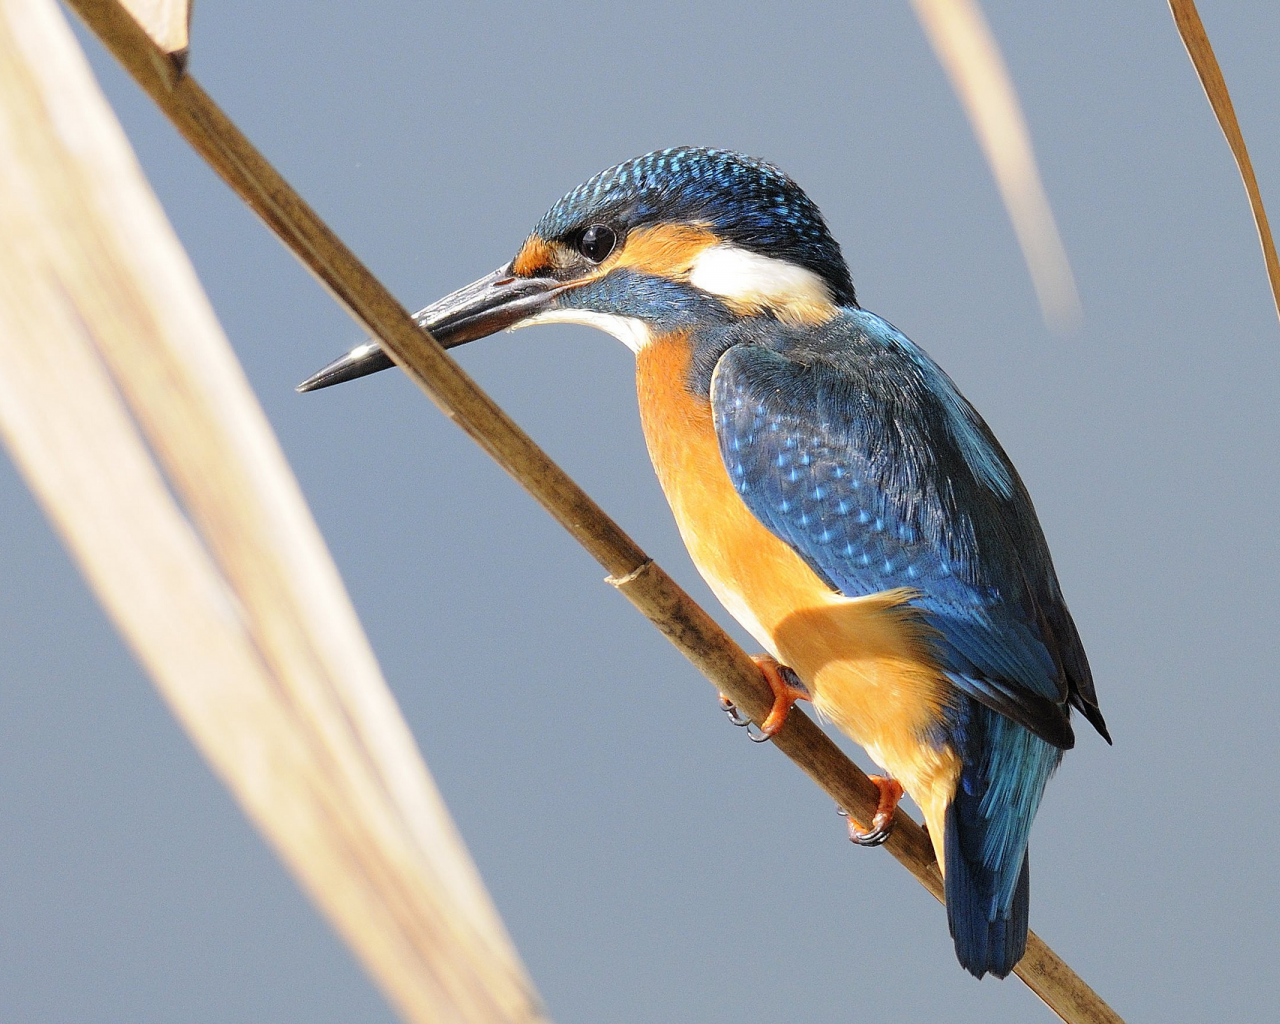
[299,147,855,391]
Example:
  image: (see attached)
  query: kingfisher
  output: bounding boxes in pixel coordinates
[299,147,1109,979]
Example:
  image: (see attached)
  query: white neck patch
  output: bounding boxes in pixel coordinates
[689,243,836,322]
[514,307,655,353]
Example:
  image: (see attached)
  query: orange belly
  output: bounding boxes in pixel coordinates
[636,333,959,862]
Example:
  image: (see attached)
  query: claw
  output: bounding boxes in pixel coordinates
[718,694,751,728]
[718,694,769,741]
[717,655,810,744]
[838,775,904,847]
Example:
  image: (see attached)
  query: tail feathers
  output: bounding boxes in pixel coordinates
[944,799,1030,979]
[942,697,1058,979]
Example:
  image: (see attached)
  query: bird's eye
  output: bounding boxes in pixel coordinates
[578,224,617,263]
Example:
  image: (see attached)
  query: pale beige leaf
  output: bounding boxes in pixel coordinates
[0,2,546,1021]
[911,0,1081,331]
[118,0,187,53]
[1169,0,1280,329]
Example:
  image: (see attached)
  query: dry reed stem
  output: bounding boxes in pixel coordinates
[0,2,547,1021]
[1168,0,1280,329]
[65,0,1124,1020]
[911,0,1082,332]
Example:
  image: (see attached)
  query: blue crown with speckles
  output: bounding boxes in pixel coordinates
[531,148,857,308]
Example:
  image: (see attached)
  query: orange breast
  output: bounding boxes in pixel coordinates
[635,333,959,859]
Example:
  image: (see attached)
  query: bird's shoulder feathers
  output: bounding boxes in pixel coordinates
[708,309,1106,747]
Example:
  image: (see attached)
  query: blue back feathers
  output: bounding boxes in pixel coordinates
[706,308,1105,977]
[706,309,1104,748]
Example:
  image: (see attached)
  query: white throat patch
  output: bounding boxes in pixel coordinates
[689,244,836,323]
[515,308,655,353]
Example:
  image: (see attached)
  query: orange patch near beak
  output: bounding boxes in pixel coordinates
[512,235,555,277]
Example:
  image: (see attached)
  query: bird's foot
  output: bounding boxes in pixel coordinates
[837,775,904,847]
[717,655,810,743]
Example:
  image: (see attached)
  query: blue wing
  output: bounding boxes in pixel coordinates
[709,308,1106,750]
[709,309,1107,976]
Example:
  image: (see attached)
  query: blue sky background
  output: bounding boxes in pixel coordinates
[2,2,1278,1021]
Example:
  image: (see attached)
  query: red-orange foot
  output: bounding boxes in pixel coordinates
[753,655,810,738]
[717,655,810,743]
[841,775,904,847]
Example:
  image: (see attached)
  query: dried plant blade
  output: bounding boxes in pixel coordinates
[911,0,1082,331]
[0,2,546,1021]
[1169,0,1280,329]
[118,0,186,53]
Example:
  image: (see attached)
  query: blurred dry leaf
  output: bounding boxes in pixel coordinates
[119,0,187,53]
[0,1,547,1021]
[911,0,1082,332]
[1169,0,1280,329]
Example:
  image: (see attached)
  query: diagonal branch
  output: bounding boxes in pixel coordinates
[1168,0,1280,330]
[65,1,1123,1020]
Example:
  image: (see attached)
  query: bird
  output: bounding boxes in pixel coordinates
[298,147,1109,979]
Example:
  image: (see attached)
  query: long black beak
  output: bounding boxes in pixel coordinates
[296,264,562,393]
